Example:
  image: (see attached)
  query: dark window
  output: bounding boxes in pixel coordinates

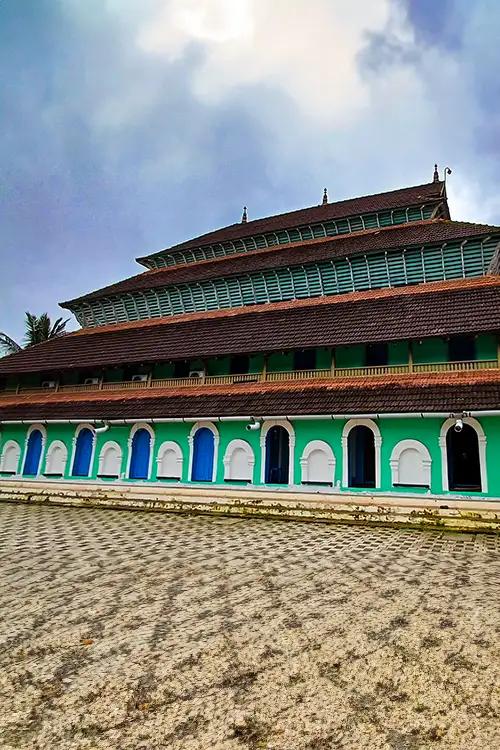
[294,349,316,371]
[365,343,388,366]
[173,361,190,377]
[230,355,250,374]
[446,423,481,491]
[448,336,476,362]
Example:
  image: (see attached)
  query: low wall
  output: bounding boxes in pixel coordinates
[1,479,499,533]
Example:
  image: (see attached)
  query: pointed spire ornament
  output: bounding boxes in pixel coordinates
[433,164,440,183]
[322,188,328,205]
[241,206,248,223]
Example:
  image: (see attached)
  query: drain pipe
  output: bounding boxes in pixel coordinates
[93,422,110,434]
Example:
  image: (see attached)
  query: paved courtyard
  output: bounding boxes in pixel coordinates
[0,504,499,750]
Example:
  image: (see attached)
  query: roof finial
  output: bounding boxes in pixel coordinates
[322,187,328,205]
[241,206,247,223]
[433,164,440,183]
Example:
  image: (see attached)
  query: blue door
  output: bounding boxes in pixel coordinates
[191,428,214,481]
[72,428,94,477]
[23,430,43,476]
[129,429,151,480]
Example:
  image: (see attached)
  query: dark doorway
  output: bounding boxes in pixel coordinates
[448,335,476,362]
[446,424,481,491]
[265,426,290,484]
[230,354,250,374]
[294,349,316,371]
[365,343,388,366]
[348,425,375,488]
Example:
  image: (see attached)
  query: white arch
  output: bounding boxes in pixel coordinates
[23,424,47,477]
[126,423,155,479]
[44,440,68,477]
[70,423,96,476]
[188,421,219,482]
[300,440,335,484]
[260,419,295,485]
[97,440,123,478]
[157,441,183,480]
[439,417,487,493]
[223,439,255,482]
[342,418,382,489]
[390,439,431,487]
[0,440,21,474]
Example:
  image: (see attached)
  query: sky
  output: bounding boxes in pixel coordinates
[1,0,500,343]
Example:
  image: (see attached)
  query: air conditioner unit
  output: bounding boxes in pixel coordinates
[131,374,148,382]
[41,380,57,389]
[189,369,205,379]
[84,377,100,385]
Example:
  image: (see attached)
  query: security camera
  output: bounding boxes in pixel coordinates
[454,419,463,433]
[246,419,261,431]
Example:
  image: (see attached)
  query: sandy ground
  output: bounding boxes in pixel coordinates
[0,504,499,750]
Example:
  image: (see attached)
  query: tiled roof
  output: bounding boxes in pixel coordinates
[0,371,498,420]
[62,219,500,306]
[136,181,447,264]
[1,277,499,375]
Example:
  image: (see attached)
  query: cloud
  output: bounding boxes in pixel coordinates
[136,0,393,125]
[1,0,500,342]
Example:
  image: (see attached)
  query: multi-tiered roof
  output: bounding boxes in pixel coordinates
[1,172,499,422]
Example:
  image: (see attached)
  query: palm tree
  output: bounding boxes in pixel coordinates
[0,313,69,356]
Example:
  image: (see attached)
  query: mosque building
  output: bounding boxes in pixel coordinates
[1,167,499,500]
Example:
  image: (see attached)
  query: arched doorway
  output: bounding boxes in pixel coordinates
[23,429,43,476]
[348,425,375,488]
[72,427,94,477]
[265,426,290,484]
[191,427,215,481]
[129,428,152,480]
[446,424,481,491]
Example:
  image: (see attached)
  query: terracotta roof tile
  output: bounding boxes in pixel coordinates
[1,277,499,375]
[136,180,447,264]
[63,219,500,306]
[0,370,498,420]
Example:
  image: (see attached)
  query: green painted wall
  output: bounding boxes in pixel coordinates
[2,416,499,498]
[477,334,497,360]
[388,341,409,365]
[336,345,365,368]
[413,338,448,364]
[268,352,293,372]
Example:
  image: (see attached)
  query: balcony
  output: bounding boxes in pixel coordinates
[1,358,498,398]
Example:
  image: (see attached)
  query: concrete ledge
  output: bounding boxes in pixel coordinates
[1,479,499,533]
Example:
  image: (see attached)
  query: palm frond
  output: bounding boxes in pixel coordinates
[49,317,69,339]
[0,332,22,356]
[23,312,69,347]
[24,312,40,347]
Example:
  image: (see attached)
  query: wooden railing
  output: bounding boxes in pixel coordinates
[2,359,498,397]
[412,360,498,373]
[265,368,331,381]
[334,364,411,378]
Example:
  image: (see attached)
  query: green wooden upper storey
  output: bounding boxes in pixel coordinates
[136,177,449,269]
[60,175,500,328]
